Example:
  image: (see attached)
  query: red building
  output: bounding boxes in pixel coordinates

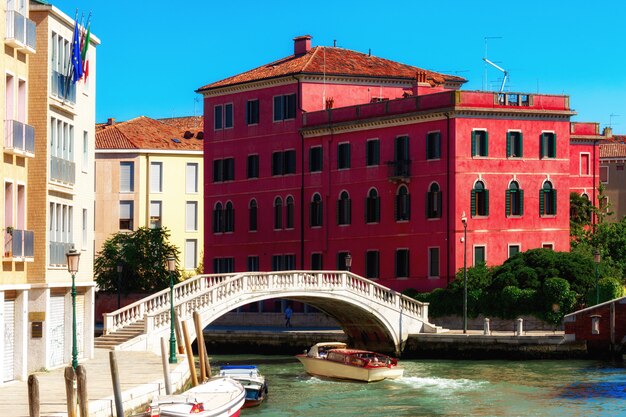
[197,35,606,292]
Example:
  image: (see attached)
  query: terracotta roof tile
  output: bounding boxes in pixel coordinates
[197,46,466,92]
[600,135,626,158]
[96,116,204,151]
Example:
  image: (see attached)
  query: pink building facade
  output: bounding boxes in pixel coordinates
[198,36,606,292]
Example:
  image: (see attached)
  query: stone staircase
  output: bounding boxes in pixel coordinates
[94,320,145,350]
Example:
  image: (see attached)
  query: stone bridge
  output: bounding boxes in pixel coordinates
[101,271,443,355]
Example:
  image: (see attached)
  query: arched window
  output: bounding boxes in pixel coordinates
[540,181,557,216]
[506,181,524,216]
[427,183,442,219]
[471,181,489,216]
[337,191,351,225]
[224,201,234,232]
[213,202,223,233]
[249,199,257,231]
[286,196,295,229]
[365,189,380,223]
[310,193,323,227]
[395,185,410,221]
[274,197,282,229]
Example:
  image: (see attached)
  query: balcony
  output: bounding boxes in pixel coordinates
[51,70,76,105]
[49,241,72,266]
[4,229,34,260]
[387,159,411,182]
[5,10,36,53]
[50,156,76,185]
[4,119,34,156]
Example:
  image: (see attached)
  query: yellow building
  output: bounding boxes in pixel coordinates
[95,116,204,272]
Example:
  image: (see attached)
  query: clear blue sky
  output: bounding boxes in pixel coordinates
[53,0,626,131]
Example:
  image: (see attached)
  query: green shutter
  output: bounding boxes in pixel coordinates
[540,133,546,158]
[539,190,545,215]
[485,131,489,157]
[506,132,511,157]
[505,190,511,216]
[471,131,476,156]
[346,145,351,168]
[551,133,557,158]
[365,197,369,222]
[437,192,443,218]
[471,189,477,216]
[484,189,490,216]
[426,134,431,159]
[519,189,524,215]
[552,189,557,215]
[436,133,441,158]
[336,199,340,224]
[375,197,380,221]
[519,133,524,157]
[347,199,352,224]
[426,192,431,217]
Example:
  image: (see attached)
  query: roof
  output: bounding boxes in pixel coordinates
[95,116,204,151]
[197,45,466,92]
[600,135,626,158]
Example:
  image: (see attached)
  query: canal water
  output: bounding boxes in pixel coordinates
[211,355,626,417]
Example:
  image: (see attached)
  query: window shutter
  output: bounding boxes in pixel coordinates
[519,133,524,157]
[519,189,524,215]
[505,190,511,216]
[426,192,431,217]
[375,197,380,222]
[346,144,351,168]
[426,135,431,159]
[471,189,477,216]
[484,189,490,216]
[347,199,352,224]
[437,192,442,218]
[364,196,369,222]
[539,190,545,215]
[406,194,411,220]
[540,134,546,158]
[551,134,557,158]
[394,194,399,221]
[336,199,341,225]
[374,141,380,165]
[319,201,323,226]
[552,189,557,215]
[506,132,511,157]
[485,131,489,156]
[471,131,476,156]
[273,96,282,121]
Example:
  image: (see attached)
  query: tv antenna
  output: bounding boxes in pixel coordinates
[609,113,620,128]
[482,57,509,93]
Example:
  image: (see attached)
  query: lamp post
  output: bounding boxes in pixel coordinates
[461,212,468,334]
[166,256,177,364]
[116,262,123,309]
[345,253,352,272]
[66,247,81,370]
[594,249,601,305]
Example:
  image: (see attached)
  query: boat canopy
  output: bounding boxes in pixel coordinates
[307,342,347,357]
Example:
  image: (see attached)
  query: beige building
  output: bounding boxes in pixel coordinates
[95,116,204,272]
[600,132,626,222]
[0,1,99,383]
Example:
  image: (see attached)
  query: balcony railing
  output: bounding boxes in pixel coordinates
[49,241,72,266]
[5,10,36,52]
[50,156,76,185]
[51,70,76,104]
[4,119,34,155]
[387,159,411,180]
[4,229,34,259]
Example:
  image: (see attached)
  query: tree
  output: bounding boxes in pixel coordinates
[94,227,181,293]
[570,192,592,241]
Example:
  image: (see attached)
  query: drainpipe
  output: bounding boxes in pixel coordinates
[294,75,305,269]
[445,112,451,285]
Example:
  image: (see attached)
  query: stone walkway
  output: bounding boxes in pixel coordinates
[0,349,190,417]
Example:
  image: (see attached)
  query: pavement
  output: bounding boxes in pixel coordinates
[0,348,190,417]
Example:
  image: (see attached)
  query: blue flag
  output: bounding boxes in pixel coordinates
[71,20,83,84]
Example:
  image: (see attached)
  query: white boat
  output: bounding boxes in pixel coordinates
[296,342,404,382]
[218,365,268,407]
[147,377,245,417]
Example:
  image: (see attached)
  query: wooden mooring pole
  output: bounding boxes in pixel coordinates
[193,311,207,382]
[109,351,125,417]
[76,365,88,417]
[27,374,39,417]
[182,320,198,387]
[64,366,77,417]
[160,337,172,394]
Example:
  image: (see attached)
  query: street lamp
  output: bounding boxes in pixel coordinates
[461,212,468,334]
[345,253,352,272]
[166,256,177,364]
[66,247,81,370]
[116,262,123,309]
[594,249,601,305]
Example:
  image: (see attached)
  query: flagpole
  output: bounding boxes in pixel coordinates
[62,9,79,103]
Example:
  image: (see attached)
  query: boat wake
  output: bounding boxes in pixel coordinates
[396,376,487,392]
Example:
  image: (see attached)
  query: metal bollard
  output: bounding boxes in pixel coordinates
[516,318,523,336]
[483,318,490,335]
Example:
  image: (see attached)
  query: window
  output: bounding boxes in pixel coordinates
[273,94,296,121]
[272,254,294,271]
[428,247,440,277]
[600,166,608,184]
[274,197,282,229]
[310,193,323,227]
[311,253,323,270]
[509,244,520,258]
[286,196,294,229]
[224,201,234,232]
[272,151,295,175]
[365,189,380,223]
[82,208,87,248]
[506,181,524,216]
[337,252,351,271]
[472,130,488,157]
[309,146,322,172]
[285,254,296,270]
[427,183,442,219]
[223,158,234,181]
[507,131,523,158]
[82,131,88,172]
[213,202,223,233]
[338,143,351,169]
[119,201,133,230]
[213,257,234,273]
[150,162,163,193]
[542,243,554,250]
[246,99,259,125]
[272,152,283,176]
[150,201,162,229]
[395,249,409,278]
[184,239,197,270]
[366,251,379,279]
[394,136,410,176]
[395,185,410,221]
[224,103,233,129]
[186,163,198,193]
[213,158,234,182]
[214,105,223,130]
[540,132,556,158]
[471,181,489,216]
[337,191,351,225]
[474,246,486,265]
[186,201,198,231]
[249,199,257,231]
[247,256,259,271]
[580,153,590,176]
[120,162,134,192]
[366,139,380,166]
[426,132,441,160]
[540,181,557,216]
[247,155,259,179]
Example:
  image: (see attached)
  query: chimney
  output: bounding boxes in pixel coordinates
[107,118,116,126]
[603,127,613,138]
[293,35,312,56]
